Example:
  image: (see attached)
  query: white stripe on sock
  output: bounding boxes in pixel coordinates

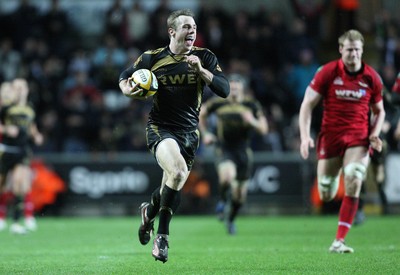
[338,221,352,228]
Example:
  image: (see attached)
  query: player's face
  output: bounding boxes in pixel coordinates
[169,15,197,54]
[339,39,363,71]
[228,80,244,102]
[0,82,16,106]
[12,79,29,103]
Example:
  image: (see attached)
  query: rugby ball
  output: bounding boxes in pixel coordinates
[130,69,158,97]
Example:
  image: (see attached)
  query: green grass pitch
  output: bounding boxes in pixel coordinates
[0,215,399,274]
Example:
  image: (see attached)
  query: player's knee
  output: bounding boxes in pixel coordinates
[218,162,236,182]
[170,169,187,183]
[318,175,339,202]
[344,163,366,196]
[219,173,235,184]
[344,162,366,180]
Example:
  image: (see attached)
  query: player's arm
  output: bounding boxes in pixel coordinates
[369,100,386,152]
[30,123,44,146]
[186,55,213,84]
[251,112,268,135]
[185,55,230,98]
[119,66,147,99]
[299,86,322,159]
[242,107,268,135]
[199,102,217,145]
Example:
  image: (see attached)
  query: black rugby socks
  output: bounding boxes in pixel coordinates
[157,185,181,235]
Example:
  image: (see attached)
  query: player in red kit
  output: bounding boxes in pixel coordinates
[299,29,386,253]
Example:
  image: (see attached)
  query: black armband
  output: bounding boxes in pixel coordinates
[119,66,135,82]
[209,75,230,98]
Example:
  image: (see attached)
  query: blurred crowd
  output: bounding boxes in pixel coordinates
[0,0,399,155]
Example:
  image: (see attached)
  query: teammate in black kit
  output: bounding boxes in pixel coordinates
[199,74,268,235]
[0,78,43,234]
[118,9,229,263]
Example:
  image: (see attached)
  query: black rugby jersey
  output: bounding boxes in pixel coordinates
[205,97,264,147]
[123,46,229,131]
[0,104,36,147]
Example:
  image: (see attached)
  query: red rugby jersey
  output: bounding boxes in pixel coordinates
[309,59,383,135]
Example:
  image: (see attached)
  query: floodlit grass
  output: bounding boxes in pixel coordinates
[0,215,399,274]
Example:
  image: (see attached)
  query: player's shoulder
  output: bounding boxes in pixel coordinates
[206,95,226,104]
[319,60,340,73]
[135,47,168,68]
[11,103,34,113]
[363,63,381,78]
[362,63,384,89]
[192,46,211,52]
[243,96,259,105]
[204,96,226,107]
[312,60,339,80]
[143,47,166,55]
[243,96,263,109]
[141,47,168,61]
[192,46,215,56]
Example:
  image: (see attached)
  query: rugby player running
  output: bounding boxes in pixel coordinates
[119,9,229,263]
[299,29,385,253]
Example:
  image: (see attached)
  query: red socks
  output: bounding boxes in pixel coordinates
[0,192,8,219]
[0,192,35,219]
[24,192,35,218]
[336,196,359,241]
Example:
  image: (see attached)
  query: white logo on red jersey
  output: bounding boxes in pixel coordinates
[333,77,343,85]
[358,81,369,88]
[335,89,366,100]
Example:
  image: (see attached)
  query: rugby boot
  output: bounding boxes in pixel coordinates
[138,202,154,245]
[215,201,225,222]
[329,239,354,253]
[227,221,237,235]
[152,234,169,263]
[10,223,27,235]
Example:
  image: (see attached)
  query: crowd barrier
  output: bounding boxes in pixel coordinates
[37,152,400,216]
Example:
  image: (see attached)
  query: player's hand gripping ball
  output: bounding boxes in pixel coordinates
[130,69,158,97]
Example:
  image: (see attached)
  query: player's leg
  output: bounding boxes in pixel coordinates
[138,176,163,245]
[375,162,389,214]
[10,164,32,234]
[225,147,252,234]
[24,191,37,231]
[353,182,366,226]
[139,126,169,246]
[317,157,352,253]
[372,141,389,214]
[316,157,342,202]
[155,138,189,228]
[226,179,248,235]
[152,138,190,262]
[215,160,236,221]
[0,173,9,230]
[330,146,369,253]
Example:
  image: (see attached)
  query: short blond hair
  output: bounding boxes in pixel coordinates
[338,29,364,47]
[167,9,195,30]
